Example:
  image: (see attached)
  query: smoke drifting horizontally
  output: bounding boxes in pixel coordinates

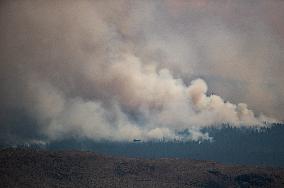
[0,0,283,144]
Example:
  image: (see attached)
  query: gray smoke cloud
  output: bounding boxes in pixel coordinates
[0,0,283,144]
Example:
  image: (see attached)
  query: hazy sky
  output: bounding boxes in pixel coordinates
[0,0,283,144]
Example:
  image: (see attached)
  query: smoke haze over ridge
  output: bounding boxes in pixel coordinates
[0,0,283,144]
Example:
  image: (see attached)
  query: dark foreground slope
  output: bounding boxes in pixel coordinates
[0,149,284,188]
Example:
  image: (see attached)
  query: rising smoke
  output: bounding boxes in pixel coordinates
[0,0,283,144]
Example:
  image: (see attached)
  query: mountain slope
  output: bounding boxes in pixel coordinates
[0,149,284,188]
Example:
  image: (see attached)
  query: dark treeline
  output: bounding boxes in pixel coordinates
[6,123,284,167]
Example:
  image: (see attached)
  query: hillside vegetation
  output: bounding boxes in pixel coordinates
[0,149,284,188]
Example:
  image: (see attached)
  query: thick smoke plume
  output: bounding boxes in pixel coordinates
[0,0,282,144]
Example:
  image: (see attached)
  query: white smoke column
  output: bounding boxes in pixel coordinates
[0,0,281,144]
[26,53,276,142]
